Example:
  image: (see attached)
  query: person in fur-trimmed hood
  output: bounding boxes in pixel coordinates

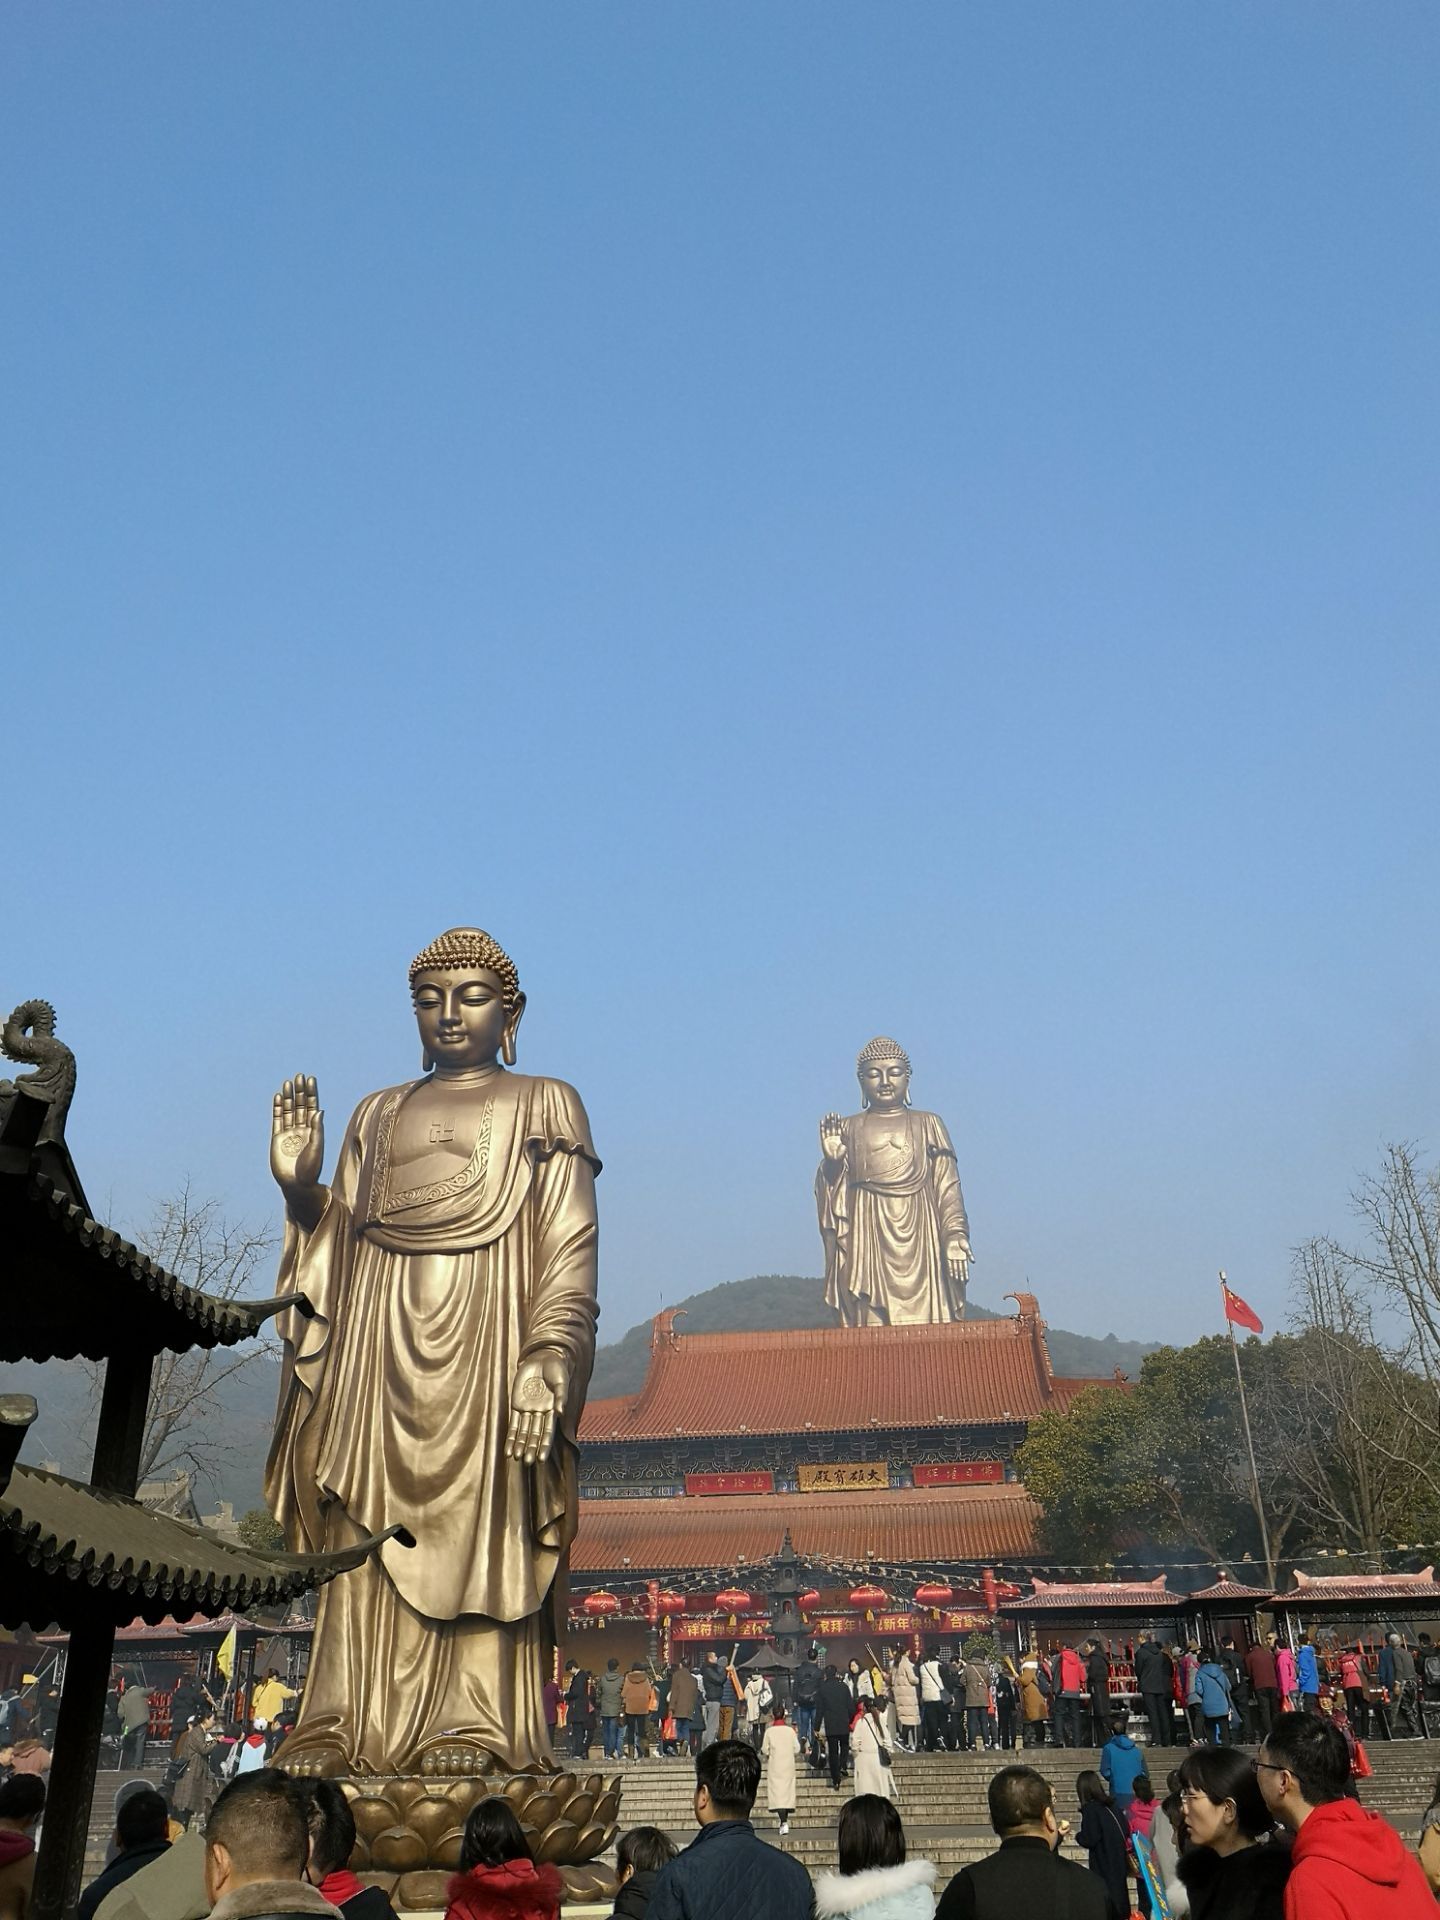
[815,1797,936,1920]
[202,1771,341,1920]
[443,1802,560,1920]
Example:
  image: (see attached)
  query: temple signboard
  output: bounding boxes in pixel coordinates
[684,1471,775,1496]
[912,1461,1004,1486]
[797,1461,889,1493]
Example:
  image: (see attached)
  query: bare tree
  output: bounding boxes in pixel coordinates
[1286,1143,1440,1548]
[83,1184,278,1490]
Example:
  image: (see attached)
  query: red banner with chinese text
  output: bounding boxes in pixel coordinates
[684,1471,775,1496]
[672,1618,773,1642]
[912,1462,1004,1486]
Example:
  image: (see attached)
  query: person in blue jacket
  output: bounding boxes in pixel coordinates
[1098,1714,1146,1811]
[1296,1637,1321,1714]
[1191,1651,1236,1745]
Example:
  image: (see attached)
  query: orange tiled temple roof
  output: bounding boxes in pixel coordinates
[580,1304,1114,1443]
[571,1483,1042,1571]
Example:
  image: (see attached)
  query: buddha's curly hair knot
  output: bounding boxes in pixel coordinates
[409,928,521,1013]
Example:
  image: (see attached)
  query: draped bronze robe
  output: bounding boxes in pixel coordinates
[816,1108,968,1325]
[264,1071,599,1774]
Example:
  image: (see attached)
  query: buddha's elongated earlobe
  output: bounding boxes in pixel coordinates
[422,1049,435,1073]
[502,992,527,1067]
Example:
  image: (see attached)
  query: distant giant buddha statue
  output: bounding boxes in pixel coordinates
[816,1037,971,1325]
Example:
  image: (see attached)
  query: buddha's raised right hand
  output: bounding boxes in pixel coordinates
[820,1113,844,1162]
[271,1072,325,1195]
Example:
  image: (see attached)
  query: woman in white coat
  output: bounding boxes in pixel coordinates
[889,1652,920,1753]
[761,1704,800,1835]
[815,1795,935,1920]
[851,1698,895,1802]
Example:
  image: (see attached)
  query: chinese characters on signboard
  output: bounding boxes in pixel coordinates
[796,1461,889,1493]
[683,1471,775,1496]
[911,1461,1004,1486]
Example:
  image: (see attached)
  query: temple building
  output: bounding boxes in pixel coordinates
[568,1293,1118,1666]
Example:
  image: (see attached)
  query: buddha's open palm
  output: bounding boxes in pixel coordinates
[820,1113,845,1161]
[271,1072,325,1191]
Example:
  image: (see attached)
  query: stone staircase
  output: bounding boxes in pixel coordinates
[608,1740,1440,1878]
[75,1740,1440,1898]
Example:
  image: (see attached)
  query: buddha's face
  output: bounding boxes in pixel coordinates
[412,966,510,1071]
[858,1057,910,1110]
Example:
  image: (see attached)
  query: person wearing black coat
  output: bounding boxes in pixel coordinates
[1086,1643,1111,1747]
[938,1763,1109,1920]
[1076,1772,1130,1920]
[1175,1745,1291,1920]
[1177,1843,1290,1920]
[815,1668,855,1791]
[1134,1633,1175,1748]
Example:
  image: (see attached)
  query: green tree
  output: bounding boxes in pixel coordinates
[237,1506,284,1553]
[1017,1337,1307,1570]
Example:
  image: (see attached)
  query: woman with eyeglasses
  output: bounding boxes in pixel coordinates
[1175,1747,1290,1920]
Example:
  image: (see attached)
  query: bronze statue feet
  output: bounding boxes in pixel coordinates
[413,1738,500,1778]
[272,1737,351,1778]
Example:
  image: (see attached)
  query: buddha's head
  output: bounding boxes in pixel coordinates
[856,1036,911,1111]
[409,927,525,1073]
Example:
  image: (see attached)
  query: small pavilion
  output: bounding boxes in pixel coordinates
[0,1012,406,1920]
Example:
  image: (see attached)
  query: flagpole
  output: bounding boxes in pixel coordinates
[1221,1271,1275,1588]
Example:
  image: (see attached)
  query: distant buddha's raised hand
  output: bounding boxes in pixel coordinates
[820,1113,845,1162]
[271,1072,325,1195]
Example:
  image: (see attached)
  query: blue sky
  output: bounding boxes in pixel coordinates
[4,4,1437,1347]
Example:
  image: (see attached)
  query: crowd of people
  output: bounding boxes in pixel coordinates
[0,1714,1439,1920]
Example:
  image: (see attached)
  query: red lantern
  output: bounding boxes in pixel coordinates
[849,1583,886,1623]
[798,1589,821,1612]
[582,1589,619,1628]
[656,1591,688,1618]
[914,1582,954,1615]
[714,1588,752,1612]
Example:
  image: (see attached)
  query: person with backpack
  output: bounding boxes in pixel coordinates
[596,1660,625,1762]
[742,1672,773,1752]
[793,1649,822,1760]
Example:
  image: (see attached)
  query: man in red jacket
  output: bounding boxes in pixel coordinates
[1258,1714,1433,1920]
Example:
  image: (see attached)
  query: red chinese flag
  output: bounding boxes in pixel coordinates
[1222,1282,1263,1335]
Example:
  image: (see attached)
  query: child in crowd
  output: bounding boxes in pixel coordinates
[1126,1774,1158,1840]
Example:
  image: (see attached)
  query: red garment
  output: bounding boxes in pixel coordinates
[0,1834,34,1869]
[445,1860,562,1920]
[1058,1647,1086,1693]
[1285,1798,1434,1920]
[320,1870,366,1908]
[1127,1801,1157,1839]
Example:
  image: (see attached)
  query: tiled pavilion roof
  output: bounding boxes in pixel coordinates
[0,1394,410,1632]
[580,1303,1116,1444]
[1001,1575,1182,1612]
[571,1483,1042,1572]
[1190,1578,1273,1602]
[1276,1567,1440,1606]
[0,1166,308,1363]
